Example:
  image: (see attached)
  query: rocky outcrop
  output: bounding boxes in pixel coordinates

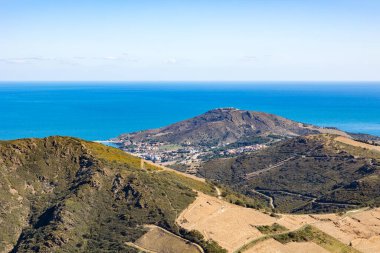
[0,137,206,252]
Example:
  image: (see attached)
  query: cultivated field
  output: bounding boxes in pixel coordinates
[177,192,276,252]
[177,192,380,253]
[244,239,329,253]
[314,208,380,253]
[335,136,380,152]
[131,225,203,253]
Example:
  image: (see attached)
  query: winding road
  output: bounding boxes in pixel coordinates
[255,189,359,208]
[251,189,274,209]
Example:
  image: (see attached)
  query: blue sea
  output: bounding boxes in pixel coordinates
[1,82,380,141]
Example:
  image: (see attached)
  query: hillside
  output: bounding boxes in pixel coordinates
[114,108,380,176]
[0,136,223,252]
[1,136,379,253]
[116,108,346,147]
[199,134,380,213]
[177,191,373,253]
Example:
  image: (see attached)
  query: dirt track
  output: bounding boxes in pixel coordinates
[177,192,380,253]
[134,151,380,253]
[251,189,274,209]
[142,159,206,182]
[245,156,296,179]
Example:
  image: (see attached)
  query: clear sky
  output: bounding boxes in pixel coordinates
[1,0,380,81]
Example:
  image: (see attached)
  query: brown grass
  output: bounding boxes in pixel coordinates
[177,192,380,253]
[243,238,329,253]
[134,225,202,253]
[335,136,380,153]
[177,192,277,252]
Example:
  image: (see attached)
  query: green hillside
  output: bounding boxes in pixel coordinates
[0,137,216,252]
[199,134,380,213]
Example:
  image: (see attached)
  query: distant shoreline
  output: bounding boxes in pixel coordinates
[94,140,122,148]
[1,84,379,140]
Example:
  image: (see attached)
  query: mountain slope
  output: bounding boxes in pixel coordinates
[0,137,216,252]
[199,134,380,213]
[116,108,345,147]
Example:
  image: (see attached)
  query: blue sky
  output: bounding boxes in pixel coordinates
[0,0,380,81]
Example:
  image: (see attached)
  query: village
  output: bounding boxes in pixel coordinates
[118,140,267,174]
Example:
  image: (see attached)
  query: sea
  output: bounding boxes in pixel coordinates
[1,82,379,141]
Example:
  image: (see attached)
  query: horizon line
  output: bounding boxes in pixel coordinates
[1,80,380,84]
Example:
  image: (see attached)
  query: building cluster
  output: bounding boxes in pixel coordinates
[121,141,199,163]
[120,140,267,170]
[217,144,267,156]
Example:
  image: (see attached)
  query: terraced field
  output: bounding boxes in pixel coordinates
[177,192,380,253]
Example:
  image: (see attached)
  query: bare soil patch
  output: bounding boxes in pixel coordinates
[242,238,329,253]
[351,236,380,253]
[133,225,202,253]
[177,192,380,253]
[335,136,380,152]
[243,238,285,253]
[284,241,329,253]
[177,192,276,252]
[313,208,380,253]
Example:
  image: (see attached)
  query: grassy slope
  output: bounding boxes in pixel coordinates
[255,223,288,235]
[237,225,359,253]
[0,137,217,252]
[133,226,202,253]
[273,225,360,253]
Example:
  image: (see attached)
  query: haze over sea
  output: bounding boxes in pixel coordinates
[1,82,379,141]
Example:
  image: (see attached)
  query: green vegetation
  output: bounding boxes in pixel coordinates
[144,161,163,171]
[0,137,216,253]
[161,171,215,195]
[255,223,288,234]
[273,225,360,253]
[323,135,380,160]
[216,183,269,210]
[237,225,359,253]
[84,140,143,166]
[270,192,312,212]
[199,134,380,213]
[180,229,227,253]
[353,138,380,146]
[235,236,271,253]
